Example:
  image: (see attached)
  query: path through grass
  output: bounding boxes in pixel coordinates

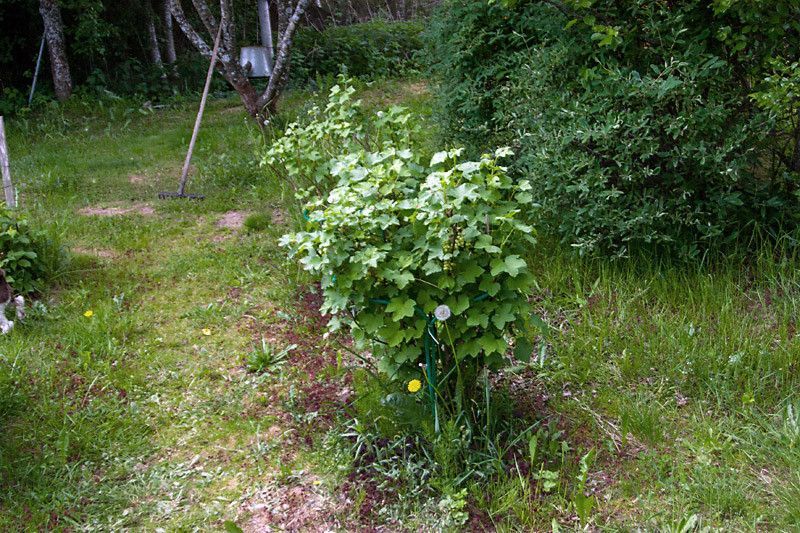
[0,84,400,529]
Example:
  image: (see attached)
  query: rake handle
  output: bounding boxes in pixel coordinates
[177,23,224,196]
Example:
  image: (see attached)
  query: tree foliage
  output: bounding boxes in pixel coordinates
[292,20,423,83]
[429,0,800,258]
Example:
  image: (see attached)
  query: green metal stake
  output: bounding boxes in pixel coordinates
[370,298,440,432]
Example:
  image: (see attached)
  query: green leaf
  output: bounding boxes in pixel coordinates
[466,307,489,328]
[514,337,533,363]
[416,291,437,313]
[422,260,442,275]
[380,323,405,347]
[456,339,482,360]
[386,296,416,321]
[491,302,515,329]
[455,161,481,175]
[377,355,401,376]
[450,183,479,203]
[430,151,448,166]
[506,271,534,290]
[504,255,528,277]
[320,290,348,314]
[490,255,527,277]
[475,234,501,254]
[515,192,533,204]
[448,294,470,315]
[477,334,507,355]
[458,260,484,283]
[387,270,415,289]
[395,345,420,363]
[479,276,501,296]
[359,312,384,333]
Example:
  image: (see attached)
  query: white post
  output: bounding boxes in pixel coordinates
[258,0,275,67]
[0,116,16,209]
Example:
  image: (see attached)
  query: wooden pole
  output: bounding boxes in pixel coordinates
[0,117,16,209]
[177,23,223,196]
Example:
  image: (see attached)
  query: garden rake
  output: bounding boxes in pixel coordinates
[159,23,223,200]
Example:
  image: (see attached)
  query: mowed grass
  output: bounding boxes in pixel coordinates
[1,78,799,530]
[1,88,317,529]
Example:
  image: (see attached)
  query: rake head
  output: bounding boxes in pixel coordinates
[157,191,205,200]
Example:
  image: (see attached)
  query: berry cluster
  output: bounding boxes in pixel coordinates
[442,225,467,274]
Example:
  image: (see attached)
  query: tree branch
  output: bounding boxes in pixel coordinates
[219,0,235,53]
[541,0,572,18]
[169,0,212,57]
[258,0,310,111]
[171,0,308,120]
[190,0,218,36]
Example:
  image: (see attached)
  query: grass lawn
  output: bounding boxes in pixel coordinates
[1,78,799,531]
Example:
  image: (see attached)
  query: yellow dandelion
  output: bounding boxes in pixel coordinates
[407,379,422,393]
[83,310,94,318]
[202,328,212,336]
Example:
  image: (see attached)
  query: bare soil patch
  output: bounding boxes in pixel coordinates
[217,210,249,230]
[271,208,288,226]
[72,247,118,259]
[78,203,155,217]
[405,80,428,95]
[243,477,345,532]
[368,80,429,106]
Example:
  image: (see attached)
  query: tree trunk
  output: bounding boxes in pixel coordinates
[170,0,309,120]
[259,0,309,113]
[231,72,261,117]
[39,0,72,102]
[162,0,177,65]
[145,1,164,68]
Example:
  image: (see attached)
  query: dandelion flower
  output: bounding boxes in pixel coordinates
[434,304,451,322]
[83,310,94,318]
[202,328,212,336]
[407,379,422,393]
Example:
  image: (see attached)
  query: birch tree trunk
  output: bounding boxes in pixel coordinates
[39,0,72,102]
[259,0,309,113]
[162,0,178,65]
[169,0,309,121]
[145,0,164,69]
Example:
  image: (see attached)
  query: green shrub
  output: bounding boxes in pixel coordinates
[282,152,537,430]
[0,88,27,117]
[428,0,800,259]
[263,77,419,198]
[292,20,424,84]
[282,146,538,423]
[0,209,64,294]
[276,79,539,426]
